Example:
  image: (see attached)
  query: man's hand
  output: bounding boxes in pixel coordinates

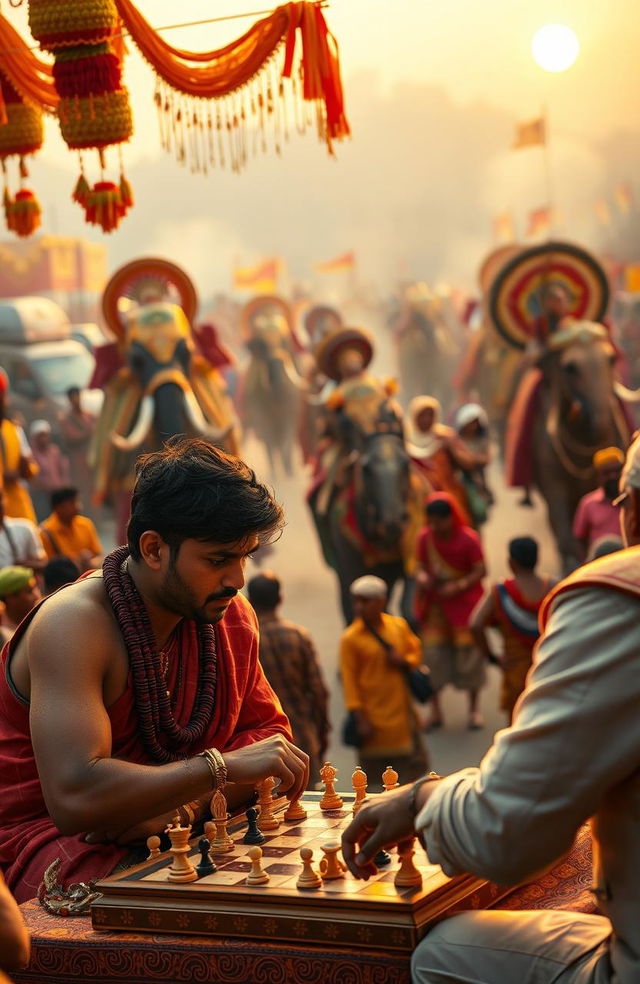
[223,734,309,803]
[415,569,432,590]
[386,647,408,669]
[438,580,462,599]
[341,784,418,879]
[353,709,374,742]
[85,808,180,846]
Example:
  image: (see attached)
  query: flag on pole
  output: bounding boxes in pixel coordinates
[493,211,515,243]
[526,206,551,238]
[614,183,634,214]
[594,199,612,227]
[512,117,546,150]
[625,263,640,293]
[233,258,281,293]
[314,250,355,274]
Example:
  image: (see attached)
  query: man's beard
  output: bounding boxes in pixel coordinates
[159,560,237,624]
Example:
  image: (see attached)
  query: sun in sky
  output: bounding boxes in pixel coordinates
[531,24,580,73]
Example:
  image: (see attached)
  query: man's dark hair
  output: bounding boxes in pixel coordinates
[509,536,538,571]
[426,498,453,519]
[43,556,81,594]
[67,386,81,398]
[51,487,79,510]
[127,437,284,561]
[247,572,281,612]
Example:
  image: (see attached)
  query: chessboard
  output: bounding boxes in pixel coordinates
[91,791,507,954]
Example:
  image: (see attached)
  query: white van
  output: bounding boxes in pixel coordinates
[0,297,103,437]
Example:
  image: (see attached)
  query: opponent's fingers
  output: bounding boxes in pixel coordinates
[272,760,296,793]
[341,811,375,875]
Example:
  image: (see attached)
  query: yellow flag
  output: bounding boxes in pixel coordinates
[512,118,546,150]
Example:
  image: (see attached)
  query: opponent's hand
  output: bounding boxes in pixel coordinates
[438,580,461,599]
[223,735,309,803]
[342,784,421,879]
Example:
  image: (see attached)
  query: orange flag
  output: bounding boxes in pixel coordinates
[512,118,546,150]
[527,207,551,238]
[315,251,355,274]
[233,258,281,293]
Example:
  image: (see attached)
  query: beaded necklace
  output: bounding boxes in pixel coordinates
[102,545,218,763]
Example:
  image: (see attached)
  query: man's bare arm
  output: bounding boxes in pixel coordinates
[27,595,307,836]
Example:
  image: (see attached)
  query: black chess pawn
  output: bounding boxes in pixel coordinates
[374,848,392,866]
[195,837,216,877]
[243,806,266,845]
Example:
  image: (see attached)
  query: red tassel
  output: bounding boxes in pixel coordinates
[84,180,124,233]
[53,52,122,99]
[72,171,91,207]
[9,188,42,237]
[119,172,133,210]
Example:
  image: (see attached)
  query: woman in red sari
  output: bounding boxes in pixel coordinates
[415,493,487,729]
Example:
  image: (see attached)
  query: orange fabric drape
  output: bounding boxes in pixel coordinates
[114,0,349,144]
[0,15,58,113]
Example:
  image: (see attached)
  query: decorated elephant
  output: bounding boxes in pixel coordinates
[239,295,307,476]
[91,258,240,541]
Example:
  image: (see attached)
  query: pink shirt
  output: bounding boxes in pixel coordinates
[573,488,621,546]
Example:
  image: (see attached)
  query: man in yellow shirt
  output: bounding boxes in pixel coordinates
[340,575,429,789]
[0,370,38,524]
[40,487,103,572]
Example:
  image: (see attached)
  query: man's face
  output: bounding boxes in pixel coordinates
[337,347,365,379]
[598,462,623,500]
[544,287,570,320]
[33,431,50,450]
[157,536,259,624]
[56,497,79,523]
[416,408,435,433]
[351,594,386,622]
[4,578,41,624]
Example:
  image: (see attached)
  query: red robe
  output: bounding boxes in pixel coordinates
[0,593,291,903]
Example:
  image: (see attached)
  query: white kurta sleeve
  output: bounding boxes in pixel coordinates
[415,586,640,885]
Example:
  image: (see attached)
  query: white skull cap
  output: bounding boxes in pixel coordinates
[349,575,388,599]
[621,432,640,490]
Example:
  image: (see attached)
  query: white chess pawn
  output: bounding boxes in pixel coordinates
[319,841,347,880]
[351,766,368,814]
[394,839,423,888]
[297,847,322,889]
[246,846,270,886]
[146,835,161,860]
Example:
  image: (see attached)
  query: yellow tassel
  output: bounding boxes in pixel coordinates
[72,172,91,207]
[119,172,133,210]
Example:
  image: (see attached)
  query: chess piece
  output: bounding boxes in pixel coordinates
[256,777,280,830]
[394,839,423,888]
[206,816,234,854]
[243,807,266,845]
[195,837,217,877]
[382,765,399,792]
[319,761,343,811]
[319,841,346,880]
[165,817,198,883]
[146,835,161,860]
[374,848,392,866]
[351,766,368,814]
[246,846,270,886]
[297,847,322,889]
[284,796,307,822]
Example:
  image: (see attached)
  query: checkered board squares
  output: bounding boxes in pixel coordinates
[93,791,505,952]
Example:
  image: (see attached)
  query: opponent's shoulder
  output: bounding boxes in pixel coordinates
[541,545,640,626]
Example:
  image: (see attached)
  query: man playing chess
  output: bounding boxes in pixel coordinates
[342,435,640,981]
[0,438,309,903]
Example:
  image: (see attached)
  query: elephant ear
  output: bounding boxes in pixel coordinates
[90,374,143,501]
[89,341,125,389]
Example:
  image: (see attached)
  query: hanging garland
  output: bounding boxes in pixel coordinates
[114,0,349,174]
[0,76,43,237]
[28,0,134,233]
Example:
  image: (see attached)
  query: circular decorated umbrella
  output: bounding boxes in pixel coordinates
[102,257,198,342]
[477,244,521,295]
[489,240,610,350]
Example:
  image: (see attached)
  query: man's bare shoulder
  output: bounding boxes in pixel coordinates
[26,575,117,661]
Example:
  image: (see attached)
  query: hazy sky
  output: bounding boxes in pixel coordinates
[3,1,639,296]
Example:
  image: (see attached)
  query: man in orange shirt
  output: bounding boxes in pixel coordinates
[340,575,428,789]
[40,487,103,572]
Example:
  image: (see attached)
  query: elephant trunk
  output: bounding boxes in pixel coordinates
[614,379,640,403]
[183,388,233,443]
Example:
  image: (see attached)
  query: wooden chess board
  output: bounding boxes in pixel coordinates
[92,792,507,954]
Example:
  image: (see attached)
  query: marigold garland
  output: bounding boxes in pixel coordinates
[0,75,43,238]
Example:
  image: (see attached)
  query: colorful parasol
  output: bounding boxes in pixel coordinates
[102,256,198,343]
[489,240,610,350]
